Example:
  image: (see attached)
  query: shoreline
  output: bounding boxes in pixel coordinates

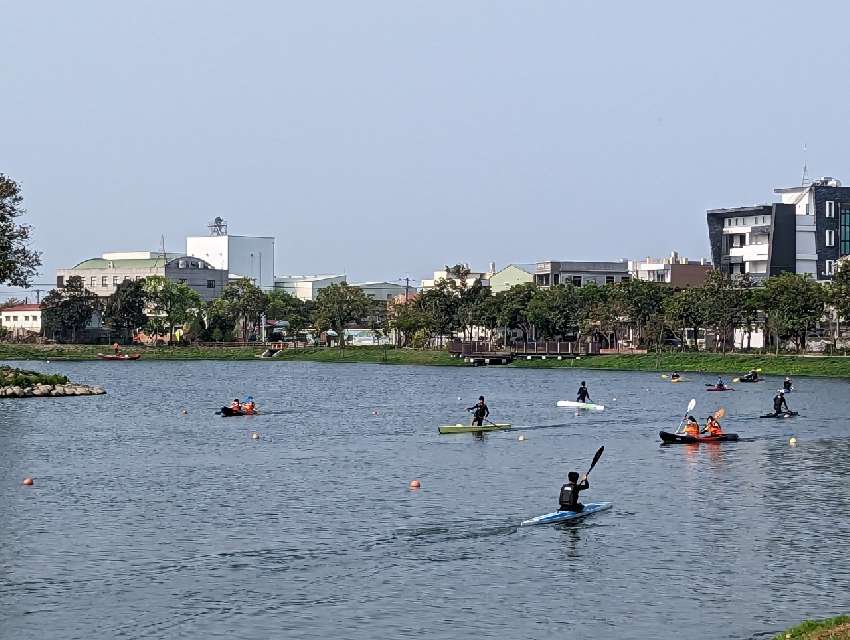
[2,344,850,378]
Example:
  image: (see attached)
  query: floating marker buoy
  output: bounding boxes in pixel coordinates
[372,411,378,416]
[181,409,188,415]
[409,479,421,489]
[612,398,617,402]
[789,437,797,446]
[46,360,50,364]
[517,434,526,442]
[251,432,260,440]
[457,397,461,401]
[22,477,33,486]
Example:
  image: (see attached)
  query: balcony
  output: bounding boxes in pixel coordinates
[729,244,769,262]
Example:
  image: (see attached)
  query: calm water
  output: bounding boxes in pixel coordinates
[2,360,850,639]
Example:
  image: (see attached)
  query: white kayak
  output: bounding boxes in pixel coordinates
[521,501,613,526]
[556,400,605,411]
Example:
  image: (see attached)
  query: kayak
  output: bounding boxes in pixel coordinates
[737,379,760,383]
[521,501,612,526]
[219,406,258,417]
[97,353,141,361]
[660,430,739,444]
[760,411,799,418]
[705,387,734,392]
[438,423,511,434]
[556,400,605,411]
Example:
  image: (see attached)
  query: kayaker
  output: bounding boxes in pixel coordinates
[704,415,723,436]
[243,396,256,415]
[783,377,793,392]
[716,376,726,390]
[683,416,700,437]
[741,370,758,383]
[773,390,789,415]
[113,342,121,355]
[230,398,242,413]
[576,381,591,403]
[671,372,680,381]
[467,396,489,426]
[558,471,589,513]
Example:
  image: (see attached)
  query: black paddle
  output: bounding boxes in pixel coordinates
[579,446,605,483]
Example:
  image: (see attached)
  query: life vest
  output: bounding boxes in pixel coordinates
[244,402,255,414]
[707,422,722,436]
[559,483,579,508]
[684,423,700,437]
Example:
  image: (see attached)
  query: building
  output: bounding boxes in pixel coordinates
[534,260,630,287]
[0,304,42,338]
[274,275,346,301]
[707,177,850,281]
[489,264,534,293]
[350,282,409,302]
[420,263,494,291]
[56,252,228,302]
[629,252,712,286]
[186,218,275,289]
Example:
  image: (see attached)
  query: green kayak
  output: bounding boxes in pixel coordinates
[438,423,512,434]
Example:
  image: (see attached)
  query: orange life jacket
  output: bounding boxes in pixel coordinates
[708,422,722,436]
[684,423,700,437]
[244,402,255,414]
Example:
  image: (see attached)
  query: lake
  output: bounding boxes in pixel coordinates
[2,360,849,639]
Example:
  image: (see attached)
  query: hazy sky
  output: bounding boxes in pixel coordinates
[3,0,850,295]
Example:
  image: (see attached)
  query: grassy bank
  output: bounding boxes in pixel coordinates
[774,615,850,639]
[2,344,850,378]
[0,365,68,387]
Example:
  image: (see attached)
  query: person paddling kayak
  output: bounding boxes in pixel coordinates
[577,381,591,403]
[783,377,793,392]
[715,376,727,390]
[772,390,790,415]
[740,370,759,383]
[703,415,723,436]
[467,396,489,426]
[230,398,242,412]
[559,471,589,513]
[671,372,681,381]
[243,396,256,415]
[683,416,700,437]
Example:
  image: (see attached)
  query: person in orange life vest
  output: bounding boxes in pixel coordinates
[704,415,723,436]
[243,396,256,415]
[683,416,700,437]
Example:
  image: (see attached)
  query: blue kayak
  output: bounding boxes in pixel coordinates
[520,501,612,526]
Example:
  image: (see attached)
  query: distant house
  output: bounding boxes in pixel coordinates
[350,282,409,302]
[489,264,535,293]
[0,304,42,338]
[273,274,346,301]
[629,252,712,287]
[420,263,495,291]
[534,260,630,287]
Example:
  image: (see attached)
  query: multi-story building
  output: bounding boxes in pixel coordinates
[489,264,534,293]
[0,303,42,338]
[533,260,630,287]
[274,274,346,301]
[56,252,228,302]
[629,252,712,286]
[186,218,275,289]
[707,177,850,281]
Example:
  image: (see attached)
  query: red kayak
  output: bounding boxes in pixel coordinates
[97,353,141,361]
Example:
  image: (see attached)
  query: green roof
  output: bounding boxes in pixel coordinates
[73,258,168,269]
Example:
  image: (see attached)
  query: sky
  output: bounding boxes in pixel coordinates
[2,0,850,298]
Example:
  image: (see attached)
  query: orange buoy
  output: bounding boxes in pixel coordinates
[22,477,33,486]
[409,479,421,489]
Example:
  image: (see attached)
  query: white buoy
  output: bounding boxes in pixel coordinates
[789,437,797,446]
[458,397,461,401]
[517,434,526,442]
[251,432,260,440]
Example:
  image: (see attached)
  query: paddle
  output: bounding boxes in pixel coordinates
[675,398,697,434]
[579,446,605,484]
[701,407,726,434]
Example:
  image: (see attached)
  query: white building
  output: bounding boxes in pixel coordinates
[0,304,42,338]
[274,275,346,301]
[629,252,712,286]
[420,263,495,291]
[186,218,275,290]
[351,282,409,302]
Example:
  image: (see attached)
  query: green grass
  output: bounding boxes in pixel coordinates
[774,615,850,639]
[0,365,68,387]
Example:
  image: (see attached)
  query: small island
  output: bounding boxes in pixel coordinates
[0,365,105,398]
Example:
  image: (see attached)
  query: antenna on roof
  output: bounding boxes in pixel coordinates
[208,217,228,236]
[801,143,810,186]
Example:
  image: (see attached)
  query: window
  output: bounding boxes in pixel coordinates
[56,275,64,288]
[552,273,560,285]
[178,260,187,268]
[826,201,835,218]
[841,205,850,256]
[178,278,187,284]
[621,275,630,282]
[826,260,835,276]
[207,280,216,288]
[572,275,582,287]
[606,275,615,284]
[102,276,108,287]
[90,276,96,288]
[113,276,119,285]
[12,316,18,321]
[826,230,835,247]
[3,316,9,322]
[23,316,29,321]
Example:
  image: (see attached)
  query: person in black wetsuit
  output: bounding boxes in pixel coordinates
[467,396,489,426]
[773,390,790,415]
[783,377,793,392]
[559,471,589,512]
[577,381,591,403]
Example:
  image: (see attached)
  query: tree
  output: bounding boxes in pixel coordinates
[104,279,147,343]
[701,270,743,353]
[761,273,825,353]
[613,279,668,347]
[143,276,202,344]
[455,280,491,341]
[219,278,268,341]
[0,174,41,287]
[41,276,100,342]
[314,282,371,349]
[416,281,459,346]
[830,261,850,346]
[494,282,537,342]
[527,284,580,339]
[389,300,427,347]
[266,289,310,337]
[663,287,706,351]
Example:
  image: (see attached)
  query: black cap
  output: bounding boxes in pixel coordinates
[568,471,579,481]
[479,395,484,401]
